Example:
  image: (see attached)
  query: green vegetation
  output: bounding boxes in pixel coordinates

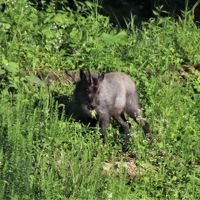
[0,1,200,199]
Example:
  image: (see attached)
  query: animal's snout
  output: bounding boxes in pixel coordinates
[88,103,96,110]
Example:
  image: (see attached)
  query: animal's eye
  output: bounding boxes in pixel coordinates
[94,86,98,92]
[86,88,90,93]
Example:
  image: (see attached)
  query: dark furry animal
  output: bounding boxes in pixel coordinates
[75,69,151,152]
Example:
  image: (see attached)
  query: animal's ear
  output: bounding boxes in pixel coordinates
[90,73,98,85]
[92,72,105,85]
[80,68,92,84]
[98,72,105,82]
[80,68,87,80]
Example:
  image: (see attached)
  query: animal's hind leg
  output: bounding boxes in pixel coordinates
[121,113,126,122]
[120,113,132,128]
[127,106,151,137]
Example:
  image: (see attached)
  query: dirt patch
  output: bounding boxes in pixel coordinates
[0,68,80,88]
[102,155,156,179]
[177,64,200,78]
[31,69,80,86]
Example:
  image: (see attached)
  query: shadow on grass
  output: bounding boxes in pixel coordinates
[52,92,97,127]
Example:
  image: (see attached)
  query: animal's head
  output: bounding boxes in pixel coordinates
[79,68,104,109]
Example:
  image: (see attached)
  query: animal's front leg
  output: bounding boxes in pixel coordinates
[114,115,131,152]
[99,114,110,143]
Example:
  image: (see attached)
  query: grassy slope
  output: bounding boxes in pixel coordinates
[0,1,200,199]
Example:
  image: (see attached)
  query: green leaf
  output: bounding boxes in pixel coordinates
[0,69,6,75]
[90,109,97,119]
[4,62,19,74]
[100,31,128,45]
[41,27,55,39]
[116,31,127,40]
[85,1,94,9]
[3,23,11,30]
[70,27,81,43]
[26,75,45,86]
[54,13,69,25]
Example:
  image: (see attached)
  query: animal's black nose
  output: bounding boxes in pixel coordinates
[88,103,96,110]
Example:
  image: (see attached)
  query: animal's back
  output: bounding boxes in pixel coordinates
[97,72,137,114]
[102,72,137,94]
